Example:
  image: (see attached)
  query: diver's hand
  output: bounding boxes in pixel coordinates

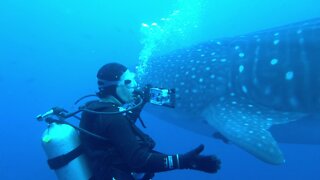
[134,84,152,102]
[180,144,221,173]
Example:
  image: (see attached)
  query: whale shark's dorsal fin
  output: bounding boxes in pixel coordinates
[202,95,304,164]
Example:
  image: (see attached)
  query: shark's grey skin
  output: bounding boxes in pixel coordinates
[138,18,320,165]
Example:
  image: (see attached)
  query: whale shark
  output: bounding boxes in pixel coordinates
[137,18,320,165]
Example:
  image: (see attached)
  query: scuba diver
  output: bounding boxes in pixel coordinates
[38,62,221,180]
[79,62,221,180]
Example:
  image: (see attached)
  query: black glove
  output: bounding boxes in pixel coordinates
[179,144,221,173]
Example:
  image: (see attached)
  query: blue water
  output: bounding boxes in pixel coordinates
[0,0,320,179]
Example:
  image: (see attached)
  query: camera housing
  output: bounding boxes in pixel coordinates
[149,87,175,108]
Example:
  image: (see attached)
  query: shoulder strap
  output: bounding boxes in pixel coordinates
[83,100,117,111]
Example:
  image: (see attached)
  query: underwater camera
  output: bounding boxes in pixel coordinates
[149,87,175,108]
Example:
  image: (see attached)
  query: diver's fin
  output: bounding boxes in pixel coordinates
[202,96,304,164]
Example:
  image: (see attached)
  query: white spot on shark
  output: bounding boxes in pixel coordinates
[297,29,302,34]
[242,86,248,93]
[211,58,217,62]
[210,74,215,79]
[270,58,278,65]
[205,67,211,71]
[199,78,204,83]
[227,82,232,88]
[273,39,280,45]
[299,38,305,44]
[285,71,294,80]
[264,86,271,95]
[274,32,279,36]
[221,58,227,62]
[239,65,245,73]
[211,52,216,56]
[191,75,196,79]
[234,46,240,50]
[239,53,245,58]
[289,97,299,107]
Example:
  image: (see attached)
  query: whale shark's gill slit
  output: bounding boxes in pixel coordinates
[202,96,304,164]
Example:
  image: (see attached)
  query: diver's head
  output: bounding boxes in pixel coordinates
[97,63,137,103]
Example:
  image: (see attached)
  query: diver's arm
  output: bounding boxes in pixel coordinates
[105,114,221,173]
[105,114,166,169]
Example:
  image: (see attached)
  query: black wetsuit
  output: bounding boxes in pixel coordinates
[79,100,175,180]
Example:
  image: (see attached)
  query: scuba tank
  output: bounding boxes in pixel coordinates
[38,107,93,180]
[42,123,92,180]
[36,96,145,180]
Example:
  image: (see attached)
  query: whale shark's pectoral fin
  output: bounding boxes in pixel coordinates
[202,97,304,165]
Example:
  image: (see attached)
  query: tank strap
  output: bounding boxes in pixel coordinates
[47,145,83,169]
